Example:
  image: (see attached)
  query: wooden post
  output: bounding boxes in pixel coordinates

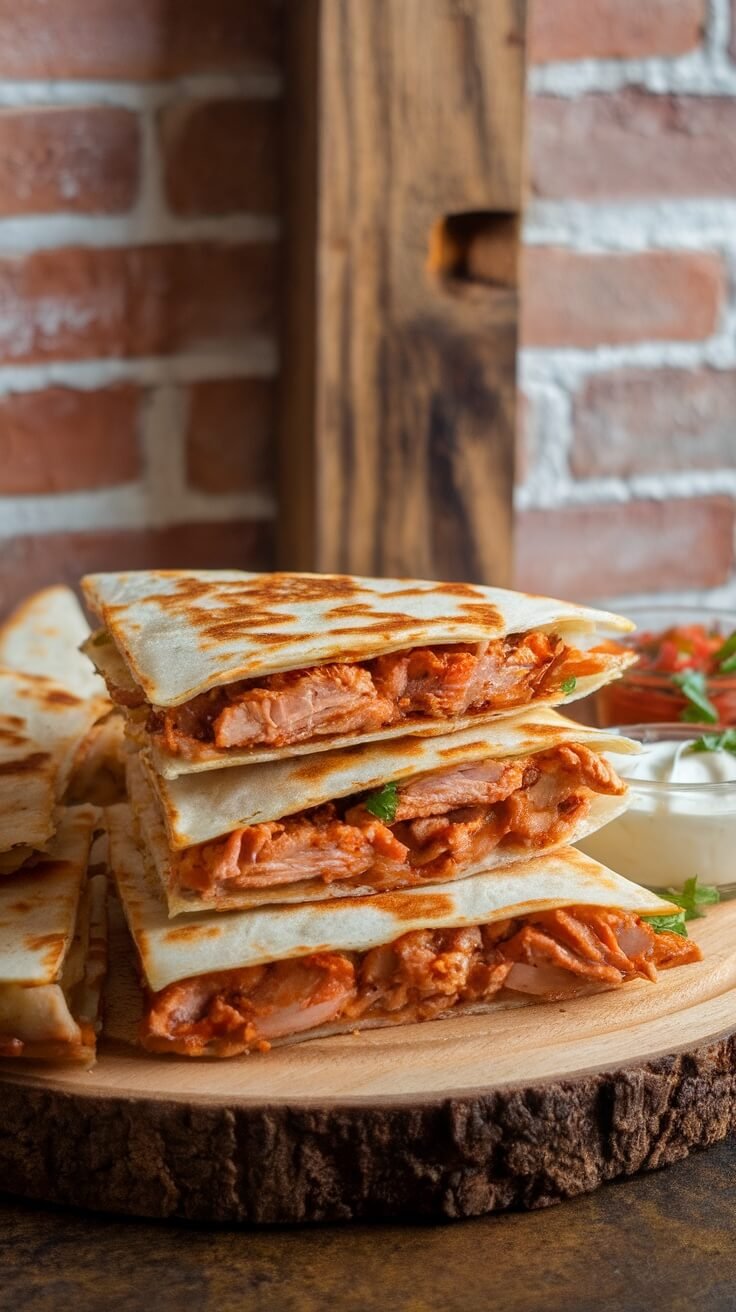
[279,0,526,584]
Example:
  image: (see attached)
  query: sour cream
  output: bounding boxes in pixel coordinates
[578,735,736,889]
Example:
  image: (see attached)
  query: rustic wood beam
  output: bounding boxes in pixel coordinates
[279,0,526,583]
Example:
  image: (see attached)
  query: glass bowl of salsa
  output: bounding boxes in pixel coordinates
[594,606,736,728]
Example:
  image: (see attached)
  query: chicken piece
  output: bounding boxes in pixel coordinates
[143,954,356,1056]
[370,635,563,718]
[213,663,394,750]
[390,758,527,821]
[176,805,407,894]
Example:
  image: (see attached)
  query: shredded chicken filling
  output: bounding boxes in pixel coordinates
[174,743,625,897]
[141,908,700,1057]
[110,632,611,757]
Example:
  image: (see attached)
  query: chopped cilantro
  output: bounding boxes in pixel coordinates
[672,670,717,724]
[664,875,720,921]
[644,911,688,938]
[715,630,736,674]
[363,781,399,823]
[644,878,719,939]
[561,676,577,695]
[688,729,736,756]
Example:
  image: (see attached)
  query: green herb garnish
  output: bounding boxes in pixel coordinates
[92,631,111,647]
[688,729,736,755]
[715,630,736,674]
[644,911,689,938]
[561,677,577,695]
[363,781,399,823]
[672,670,717,724]
[644,878,719,938]
[663,875,720,921]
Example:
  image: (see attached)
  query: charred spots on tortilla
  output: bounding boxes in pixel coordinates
[42,688,83,708]
[0,751,52,776]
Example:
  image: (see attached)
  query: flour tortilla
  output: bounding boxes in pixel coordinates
[82,571,634,775]
[106,804,675,993]
[0,669,107,869]
[65,713,128,807]
[0,585,107,700]
[0,805,106,1064]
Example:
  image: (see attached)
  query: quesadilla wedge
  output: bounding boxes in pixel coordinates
[65,712,127,807]
[81,570,635,777]
[127,709,639,914]
[106,804,698,1058]
[0,668,108,875]
[0,805,107,1063]
[0,584,107,700]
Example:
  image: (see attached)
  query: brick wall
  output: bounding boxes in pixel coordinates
[517,0,736,605]
[0,0,280,612]
[1,1,734,612]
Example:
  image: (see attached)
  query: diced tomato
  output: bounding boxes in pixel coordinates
[634,624,730,675]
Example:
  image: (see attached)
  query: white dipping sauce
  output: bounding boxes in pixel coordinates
[578,738,736,888]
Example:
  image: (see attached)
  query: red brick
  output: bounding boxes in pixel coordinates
[0,0,282,80]
[0,386,140,493]
[515,497,735,600]
[0,243,276,365]
[0,107,138,217]
[532,91,736,201]
[522,248,723,348]
[529,0,706,63]
[572,368,736,478]
[186,379,275,495]
[161,100,279,218]
[0,521,274,619]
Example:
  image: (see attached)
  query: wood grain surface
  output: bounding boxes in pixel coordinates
[1,900,736,1224]
[278,0,526,582]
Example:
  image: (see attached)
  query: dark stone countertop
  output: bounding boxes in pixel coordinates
[3,1137,736,1312]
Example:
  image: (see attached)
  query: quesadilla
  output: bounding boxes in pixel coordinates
[81,571,635,777]
[0,584,107,700]
[65,712,127,807]
[0,668,108,875]
[0,805,107,1063]
[127,708,638,914]
[106,804,698,1058]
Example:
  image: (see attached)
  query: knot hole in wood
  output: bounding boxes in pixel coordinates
[429,212,520,289]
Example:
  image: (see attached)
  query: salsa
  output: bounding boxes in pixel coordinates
[596,622,736,728]
[633,624,736,676]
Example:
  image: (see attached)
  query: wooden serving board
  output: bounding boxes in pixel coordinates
[3,902,736,1225]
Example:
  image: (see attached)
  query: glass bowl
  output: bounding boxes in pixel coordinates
[594,605,736,728]
[578,722,736,891]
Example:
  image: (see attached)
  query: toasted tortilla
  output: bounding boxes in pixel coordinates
[106,803,675,993]
[0,804,106,1064]
[0,584,107,700]
[82,571,634,774]
[0,669,107,868]
[66,712,128,807]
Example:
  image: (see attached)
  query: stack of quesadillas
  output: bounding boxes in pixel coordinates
[81,570,700,1058]
[0,590,117,1063]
